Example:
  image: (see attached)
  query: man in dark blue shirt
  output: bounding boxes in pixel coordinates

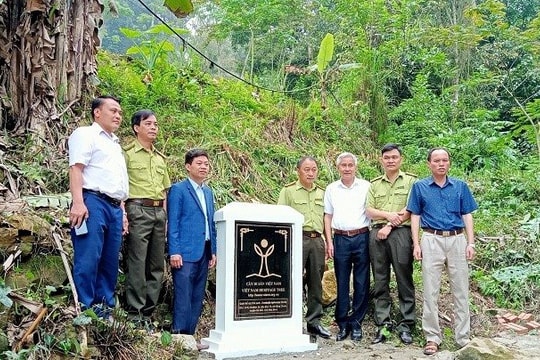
[407,148,477,356]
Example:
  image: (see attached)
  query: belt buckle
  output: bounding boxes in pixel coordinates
[153,200,160,207]
[346,230,352,236]
[442,230,450,236]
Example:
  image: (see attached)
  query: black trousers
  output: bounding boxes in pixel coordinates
[369,226,415,332]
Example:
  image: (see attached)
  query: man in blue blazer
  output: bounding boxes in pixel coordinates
[167,148,217,338]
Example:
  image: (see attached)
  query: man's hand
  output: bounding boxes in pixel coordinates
[70,202,88,228]
[466,245,475,261]
[326,241,334,260]
[122,214,129,235]
[387,212,404,227]
[170,254,183,268]
[209,254,217,268]
[376,225,392,240]
[413,244,422,260]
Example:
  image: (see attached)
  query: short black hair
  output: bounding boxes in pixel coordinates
[296,156,317,168]
[427,147,450,161]
[91,95,120,120]
[131,109,155,135]
[381,143,402,155]
[185,148,209,165]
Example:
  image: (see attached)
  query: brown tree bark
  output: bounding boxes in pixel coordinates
[0,0,103,197]
[0,0,103,134]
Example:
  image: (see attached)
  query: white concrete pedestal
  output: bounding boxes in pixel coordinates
[202,202,316,359]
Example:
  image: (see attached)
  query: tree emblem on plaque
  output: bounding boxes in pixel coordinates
[247,239,281,278]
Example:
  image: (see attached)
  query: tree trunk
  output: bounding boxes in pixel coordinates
[0,0,103,197]
[0,0,103,135]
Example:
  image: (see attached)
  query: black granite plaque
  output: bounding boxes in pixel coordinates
[234,221,292,320]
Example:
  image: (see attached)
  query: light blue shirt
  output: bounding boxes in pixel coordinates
[188,177,209,240]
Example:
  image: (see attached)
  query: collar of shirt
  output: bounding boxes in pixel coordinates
[294,180,317,192]
[427,175,455,187]
[131,139,156,154]
[188,177,205,191]
[91,122,119,143]
[338,177,362,189]
[382,170,405,183]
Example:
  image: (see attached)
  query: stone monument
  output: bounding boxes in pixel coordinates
[202,202,317,359]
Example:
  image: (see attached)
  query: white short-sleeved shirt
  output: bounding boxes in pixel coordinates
[324,177,370,230]
[68,122,129,201]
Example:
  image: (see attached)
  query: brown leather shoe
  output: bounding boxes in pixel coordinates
[197,343,209,351]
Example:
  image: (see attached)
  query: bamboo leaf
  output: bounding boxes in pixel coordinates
[317,33,334,74]
[164,0,194,18]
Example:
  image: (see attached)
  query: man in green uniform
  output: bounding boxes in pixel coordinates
[277,156,330,339]
[123,109,171,324]
[366,144,417,345]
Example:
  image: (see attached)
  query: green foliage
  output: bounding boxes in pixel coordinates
[164,0,194,18]
[97,49,378,207]
[0,283,13,308]
[475,263,540,308]
[160,331,172,346]
[317,33,334,74]
[512,98,540,158]
[120,24,188,75]
[2,349,31,360]
[73,312,94,326]
[62,0,540,314]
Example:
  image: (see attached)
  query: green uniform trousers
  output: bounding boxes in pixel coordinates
[125,203,166,315]
[303,235,326,326]
[369,226,415,332]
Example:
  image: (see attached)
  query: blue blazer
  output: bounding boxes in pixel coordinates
[167,178,217,262]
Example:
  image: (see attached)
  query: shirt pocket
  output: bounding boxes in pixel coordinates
[127,162,149,183]
[392,189,409,206]
[314,198,324,214]
[373,192,387,206]
[445,192,462,214]
[293,198,309,213]
[155,162,167,181]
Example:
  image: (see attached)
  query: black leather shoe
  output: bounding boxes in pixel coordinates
[306,324,331,339]
[399,331,413,345]
[351,328,363,341]
[371,328,387,344]
[336,326,350,341]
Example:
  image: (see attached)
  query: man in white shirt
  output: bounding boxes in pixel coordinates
[68,95,129,318]
[324,152,371,341]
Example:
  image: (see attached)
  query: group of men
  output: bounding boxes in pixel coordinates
[280,146,477,356]
[68,96,215,350]
[68,95,477,356]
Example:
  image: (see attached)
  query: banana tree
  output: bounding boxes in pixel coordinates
[120,24,188,83]
[309,33,361,108]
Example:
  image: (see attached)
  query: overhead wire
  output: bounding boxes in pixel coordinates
[135,0,316,94]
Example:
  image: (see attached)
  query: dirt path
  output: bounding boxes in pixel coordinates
[199,330,540,360]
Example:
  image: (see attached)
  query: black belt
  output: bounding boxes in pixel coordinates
[83,189,121,207]
[303,231,321,238]
[372,224,411,229]
[126,198,164,207]
[333,227,369,236]
[423,228,463,237]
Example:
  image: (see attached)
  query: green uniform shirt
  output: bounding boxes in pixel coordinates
[367,170,417,226]
[277,180,325,234]
[124,140,171,200]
